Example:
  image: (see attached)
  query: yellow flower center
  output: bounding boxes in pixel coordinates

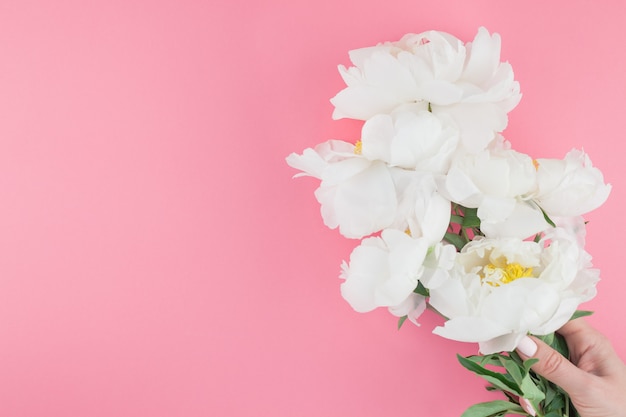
[481,262,534,287]
[532,159,540,170]
[354,141,362,155]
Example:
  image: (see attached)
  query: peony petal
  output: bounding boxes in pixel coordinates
[340,239,390,312]
[477,195,516,224]
[436,102,504,152]
[530,297,580,335]
[444,166,482,206]
[331,84,401,120]
[535,149,611,217]
[361,114,394,162]
[416,80,463,105]
[388,293,427,326]
[462,27,501,86]
[479,332,525,354]
[480,201,548,239]
[428,278,470,318]
[286,149,327,179]
[317,161,397,239]
[433,316,509,343]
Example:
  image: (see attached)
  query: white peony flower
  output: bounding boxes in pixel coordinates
[286,140,399,239]
[388,293,427,326]
[360,107,460,173]
[429,236,598,354]
[390,169,451,245]
[534,149,611,217]
[287,140,453,242]
[441,136,547,239]
[551,215,587,247]
[420,241,457,290]
[340,229,429,313]
[340,229,455,324]
[330,27,521,152]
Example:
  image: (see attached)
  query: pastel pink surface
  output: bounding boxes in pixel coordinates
[0,1,624,416]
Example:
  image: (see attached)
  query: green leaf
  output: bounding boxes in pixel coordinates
[462,208,481,228]
[397,315,408,329]
[497,356,545,409]
[466,354,504,368]
[570,310,593,320]
[444,232,466,251]
[522,358,539,372]
[450,214,464,224]
[537,332,554,346]
[509,350,524,366]
[520,373,545,407]
[538,332,569,357]
[460,400,526,417]
[539,205,556,227]
[413,280,429,297]
[463,207,478,217]
[538,377,571,414]
[552,333,569,358]
[546,392,565,411]
[501,357,524,386]
[542,382,558,408]
[501,390,518,404]
[457,355,523,396]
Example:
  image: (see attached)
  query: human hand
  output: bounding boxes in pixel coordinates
[516,318,626,417]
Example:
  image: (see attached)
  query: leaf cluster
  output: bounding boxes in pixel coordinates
[457,311,592,416]
[445,205,483,251]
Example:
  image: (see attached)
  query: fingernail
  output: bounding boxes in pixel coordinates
[519,397,536,416]
[517,336,537,357]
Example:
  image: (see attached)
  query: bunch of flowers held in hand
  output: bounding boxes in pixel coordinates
[287,27,610,417]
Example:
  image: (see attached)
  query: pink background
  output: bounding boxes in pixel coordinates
[0,1,624,416]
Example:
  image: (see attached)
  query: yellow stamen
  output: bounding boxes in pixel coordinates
[354,141,362,155]
[532,159,540,170]
[482,262,534,287]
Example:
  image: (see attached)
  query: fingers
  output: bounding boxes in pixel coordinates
[516,320,626,416]
[517,335,592,398]
[557,316,593,338]
[556,319,598,365]
[558,317,599,354]
[559,318,621,376]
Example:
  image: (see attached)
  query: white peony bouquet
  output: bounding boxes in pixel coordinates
[286,27,610,417]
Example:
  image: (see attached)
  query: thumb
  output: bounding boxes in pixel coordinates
[516,335,590,398]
